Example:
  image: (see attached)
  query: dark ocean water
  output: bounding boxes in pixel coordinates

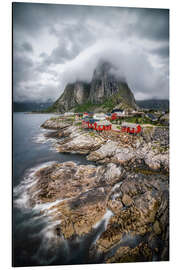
[12,113,98,267]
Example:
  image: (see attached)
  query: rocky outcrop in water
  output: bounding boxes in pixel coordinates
[56,126,106,154]
[23,159,168,263]
[42,118,169,173]
[41,118,71,130]
[26,161,122,237]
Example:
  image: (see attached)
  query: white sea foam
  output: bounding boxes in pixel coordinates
[33,199,65,212]
[33,132,57,144]
[112,192,122,201]
[40,220,62,238]
[32,127,58,144]
[111,181,122,192]
[13,161,57,209]
[92,209,114,245]
[93,209,114,229]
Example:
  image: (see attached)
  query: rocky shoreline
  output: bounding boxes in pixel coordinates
[21,117,169,263]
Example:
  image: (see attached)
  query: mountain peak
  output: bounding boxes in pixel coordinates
[50,61,137,113]
[93,60,115,77]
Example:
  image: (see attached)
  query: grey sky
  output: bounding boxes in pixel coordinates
[13,3,169,102]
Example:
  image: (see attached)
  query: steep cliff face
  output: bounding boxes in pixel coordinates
[50,61,137,112]
[89,62,119,103]
[51,82,90,112]
[89,61,137,109]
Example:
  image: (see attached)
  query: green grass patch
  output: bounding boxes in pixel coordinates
[74,102,96,113]
[75,122,82,126]
[116,126,122,130]
[123,116,157,125]
[88,131,99,137]
[50,117,61,121]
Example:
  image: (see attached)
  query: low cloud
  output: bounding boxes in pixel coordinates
[13,3,169,102]
[22,42,33,53]
[56,39,169,100]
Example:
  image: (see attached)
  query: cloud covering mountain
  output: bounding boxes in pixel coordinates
[13,3,169,102]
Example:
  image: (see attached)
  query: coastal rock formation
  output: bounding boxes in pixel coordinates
[49,61,138,113]
[87,140,119,162]
[87,136,168,173]
[92,172,169,262]
[41,118,71,130]
[16,116,168,263]
[42,118,169,173]
[26,161,122,238]
[56,127,106,154]
[22,159,168,263]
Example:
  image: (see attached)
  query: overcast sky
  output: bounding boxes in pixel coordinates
[13,3,169,102]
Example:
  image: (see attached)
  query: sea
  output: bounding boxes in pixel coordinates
[12,112,107,267]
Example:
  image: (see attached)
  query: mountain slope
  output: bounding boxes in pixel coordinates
[51,82,90,112]
[13,101,53,112]
[136,99,169,111]
[49,61,138,113]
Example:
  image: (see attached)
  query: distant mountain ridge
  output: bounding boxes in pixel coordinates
[49,61,138,113]
[136,99,169,111]
[13,101,53,112]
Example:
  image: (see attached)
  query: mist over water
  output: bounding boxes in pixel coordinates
[13,113,97,267]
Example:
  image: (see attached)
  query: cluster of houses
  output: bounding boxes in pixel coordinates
[62,111,142,134]
[63,110,142,134]
[82,113,112,131]
[62,107,168,135]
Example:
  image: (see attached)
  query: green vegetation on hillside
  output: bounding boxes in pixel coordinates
[74,102,96,112]
[73,91,133,113]
[110,116,164,126]
[44,106,57,113]
[102,91,134,112]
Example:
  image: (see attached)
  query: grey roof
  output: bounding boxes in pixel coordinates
[121,122,139,128]
[146,113,157,120]
[97,120,112,126]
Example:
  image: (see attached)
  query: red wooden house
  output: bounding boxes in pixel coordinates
[82,119,112,131]
[121,122,141,134]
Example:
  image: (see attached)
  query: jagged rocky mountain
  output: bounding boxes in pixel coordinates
[50,61,138,113]
[52,82,91,112]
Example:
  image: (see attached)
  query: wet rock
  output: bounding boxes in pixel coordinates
[41,118,70,130]
[134,191,159,223]
[33,117,169,263]
[153,221,161,235]
[92,171,169,261]
[144,152,169,172]
[107,199,123,215]
[122,194,133,207]
[106,242,153,263]
[112,148,134,165]
[57,132,105,154]
[103,163,122,186]
[26,162,124,240]
[20,159,169,263]
[56,188,107,238]
[29,162,99,204]
[87,141,119,162]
